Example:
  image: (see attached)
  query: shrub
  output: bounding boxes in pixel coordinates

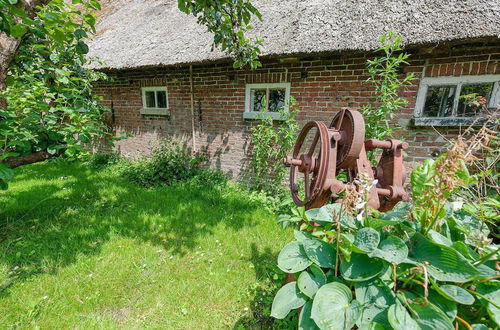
[85,152,121,169]
[120,138,207,187]
[247,98,299,195]
[362,32,414,142]
[270,123,499,329]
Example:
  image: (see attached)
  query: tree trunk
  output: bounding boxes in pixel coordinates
[4,150,51,169]
[0,0,51,107]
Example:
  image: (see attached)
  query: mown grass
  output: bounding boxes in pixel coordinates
[0,160,292,329]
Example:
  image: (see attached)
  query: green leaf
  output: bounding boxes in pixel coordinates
[358,322,385,330]
[409,233,481,282]
[298,265,326,298]
[76,41,89,54]
[354,227,380,253]
[471,324,489,330]
[0,164,14,180]
[435,284,475,305]
[305,204,339,223]
[10,24,27,38]
[410,302,454,330]
[340,253,387,282]
[476,282,500,326]
[271,281,307,319]
[370,236,408,264]
[355,279,395,327]
[294,230,315,241]
[428,229,452,246]
[387,299,419,330]
[311,282,359,330]
[277,241,313,273]
[302,237,336,268]
[299,300,319,330]
[74,28,87,39]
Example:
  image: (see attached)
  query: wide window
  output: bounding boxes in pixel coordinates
[414,75,500,126]
[141,86,168,109]
[244,83,291,120]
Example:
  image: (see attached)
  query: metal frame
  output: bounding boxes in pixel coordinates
[414,74,500,125]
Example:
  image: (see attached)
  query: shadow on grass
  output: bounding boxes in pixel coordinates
[0,160,264,297]
[232,243,297,330]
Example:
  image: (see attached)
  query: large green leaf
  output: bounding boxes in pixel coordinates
[409,233,481,282]
[302,237,336,268]
[427,229,452,246]
[354,227,380,253]
[0,163,14,180]
[299,300,320,330]
[340,253,387,282]
[305,204,338,223]
[357,322,385,330]
[370,236,408,264]
[271,281,307,319]
[410,302,454,330]
[435,284,475,305]
[278,241,312,273]
[311,282,360,330]
[387,299,419,330]
[355,280,395,327]
[476,282,500,326]
[298,265,327,298]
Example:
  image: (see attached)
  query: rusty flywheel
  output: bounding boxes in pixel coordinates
[284,108,409,211]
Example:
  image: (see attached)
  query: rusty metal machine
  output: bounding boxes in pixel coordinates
[283,108,408,212]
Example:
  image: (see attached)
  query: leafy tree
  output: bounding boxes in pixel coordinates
[0,0,109,189]
[178,0,262,69]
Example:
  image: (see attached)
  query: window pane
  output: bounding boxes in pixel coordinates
[145,91,156,108]
[156,90,167,108]
[269,88,286,112]
[457,83,494,117]
[423,85,456,117]
[250,89,266,112]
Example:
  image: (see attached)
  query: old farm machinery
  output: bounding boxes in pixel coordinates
[283,108,409,212]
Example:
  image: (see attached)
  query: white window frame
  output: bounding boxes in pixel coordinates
[244,82,291,120]
[414,74,500,126]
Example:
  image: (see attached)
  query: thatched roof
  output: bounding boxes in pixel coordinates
[88,0,500,70]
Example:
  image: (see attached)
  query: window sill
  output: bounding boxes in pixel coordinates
[243,112,287,121]
[140,108,170,116]
[412,117,488,127]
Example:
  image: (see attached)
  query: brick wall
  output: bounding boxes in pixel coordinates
[94,40,500,177]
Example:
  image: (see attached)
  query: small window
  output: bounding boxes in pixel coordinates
[415,75,500,125]
[245,83,291,115]
[141,87,168,109]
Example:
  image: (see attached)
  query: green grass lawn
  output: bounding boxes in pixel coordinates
[0,160,292,329]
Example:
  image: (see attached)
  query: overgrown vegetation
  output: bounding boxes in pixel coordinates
[362,32,414,142]
[270,117,499,329]
[116,137,224,188]
[247,98,299,197]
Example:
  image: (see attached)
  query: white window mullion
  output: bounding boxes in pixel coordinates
[452,83,462,117]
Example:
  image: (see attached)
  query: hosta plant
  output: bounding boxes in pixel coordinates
[271,125,499,329]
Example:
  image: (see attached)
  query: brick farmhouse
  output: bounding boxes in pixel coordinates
[88,0,500,177]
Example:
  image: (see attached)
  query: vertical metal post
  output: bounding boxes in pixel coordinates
[189,65,196,151]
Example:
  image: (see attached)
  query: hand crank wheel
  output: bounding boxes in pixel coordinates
[285,121,330,207]
[329,108,365,169]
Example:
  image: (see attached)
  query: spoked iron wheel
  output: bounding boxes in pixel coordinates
[285,121,330,207]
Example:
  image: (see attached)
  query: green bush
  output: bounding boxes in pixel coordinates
[119,138,210,187]
[85,152,121,169]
